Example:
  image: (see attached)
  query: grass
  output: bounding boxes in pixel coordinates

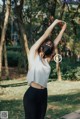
[0,79,80,119]
[47,92,80,119]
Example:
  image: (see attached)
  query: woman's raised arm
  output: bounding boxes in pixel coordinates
[54,22,67,48]
[30,19,62,52]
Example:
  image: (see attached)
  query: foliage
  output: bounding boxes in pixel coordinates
[49,58,80,81]
[6,46,22,51]
[74,67,80,80]
[0,0,80,80]
[3,50,26,67]
[6,51,21,67]
[49,61,57,80]
[60,58,80,80]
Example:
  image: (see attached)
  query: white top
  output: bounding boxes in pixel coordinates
[27,54,51,87]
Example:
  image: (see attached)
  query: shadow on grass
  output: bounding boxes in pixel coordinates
[0,92,80,119]
[48,92,80,105]
[0,99,25,119]
[0,82,27,88]
[46,92,80,119]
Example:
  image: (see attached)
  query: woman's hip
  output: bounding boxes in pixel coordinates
[23,86,47,101]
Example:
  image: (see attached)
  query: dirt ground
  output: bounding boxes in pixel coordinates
[1,67,27,80]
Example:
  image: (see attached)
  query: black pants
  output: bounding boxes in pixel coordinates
[23,86,47,119]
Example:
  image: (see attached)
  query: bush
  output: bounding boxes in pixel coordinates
[75,67,80,80]
[7,51,21,67]
[7,46,22,51]
[6,50,28,69]
[49,57,80,81]
[49,62,57,80]
[61,58,80,80]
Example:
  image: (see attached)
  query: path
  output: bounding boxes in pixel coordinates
[61,110,80,119]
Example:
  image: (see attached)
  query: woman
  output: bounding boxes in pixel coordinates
[23,19,66,119]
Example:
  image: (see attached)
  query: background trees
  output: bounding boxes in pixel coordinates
[0,0,80,80]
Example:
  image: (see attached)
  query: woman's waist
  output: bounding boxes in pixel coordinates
[30,82,46,89]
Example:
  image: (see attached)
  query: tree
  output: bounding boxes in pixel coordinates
[3,41,9,78]
[14,0,29,60]
[0,0,11,79]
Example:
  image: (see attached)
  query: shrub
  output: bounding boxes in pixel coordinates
[7,51,21,67]
[49,57,80,81]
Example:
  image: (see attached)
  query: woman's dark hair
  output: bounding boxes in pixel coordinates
[38,39,54,58]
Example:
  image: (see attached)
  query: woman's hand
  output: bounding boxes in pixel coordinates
[54,19,62,24]
[54,19,67,29]
[61,22,67,31]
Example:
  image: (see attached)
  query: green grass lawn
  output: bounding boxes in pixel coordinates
[0,79,80,119]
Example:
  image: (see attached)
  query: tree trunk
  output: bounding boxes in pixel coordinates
[0,47,2,79]
[55,47,62,81]
[3,42,9,79]
[14,21,28,72]
[0,0,11,79]
[18,22,29,57]
[60,3,66,19]
[14,0,29,66]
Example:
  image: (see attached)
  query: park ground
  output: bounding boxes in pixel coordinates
[0,79,80,119]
